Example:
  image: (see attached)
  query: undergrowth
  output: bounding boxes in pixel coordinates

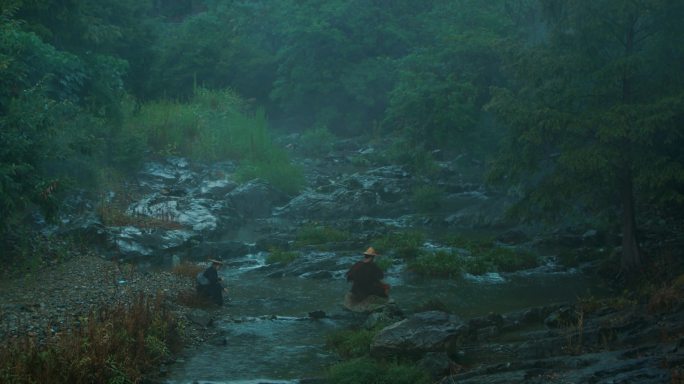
[371,230,425,259]
[123,87,304,194]
[266,247,300,265]
[295,224,349,248]
[325,326,430,384]
[0,293,182,384]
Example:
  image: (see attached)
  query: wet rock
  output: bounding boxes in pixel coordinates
[308,310,326,319]
[363,302,404,330]
[419,351,453,379]
[300,270,333,279]
[228,179,287,218]
[544,305,577,328]
[188,309,213,327]
[370,310,468,358]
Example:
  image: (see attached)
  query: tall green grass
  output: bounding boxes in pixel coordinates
[122,88,304,193]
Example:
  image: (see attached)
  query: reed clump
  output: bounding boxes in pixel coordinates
[0,293,182,384]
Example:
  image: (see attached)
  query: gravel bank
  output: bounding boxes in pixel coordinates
[0,251,218,348]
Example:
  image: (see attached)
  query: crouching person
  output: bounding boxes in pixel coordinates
[196,259,225,306]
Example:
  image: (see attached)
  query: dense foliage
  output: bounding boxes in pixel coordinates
[1,0,682,275]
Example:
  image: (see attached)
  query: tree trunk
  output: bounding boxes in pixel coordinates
[619,176,642,272]
[619,17,642,274]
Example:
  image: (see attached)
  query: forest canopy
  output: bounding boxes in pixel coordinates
[1,0,683,274]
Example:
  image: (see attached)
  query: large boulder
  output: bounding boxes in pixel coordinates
[370,310,468,358]
[228,179,287,219]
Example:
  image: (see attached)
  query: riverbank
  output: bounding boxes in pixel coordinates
[0,249,228,382]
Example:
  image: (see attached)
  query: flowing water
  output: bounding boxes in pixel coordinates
[165,251,610,384]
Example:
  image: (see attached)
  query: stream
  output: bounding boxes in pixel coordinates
[164,250,609,384]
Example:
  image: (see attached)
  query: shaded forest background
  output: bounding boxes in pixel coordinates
[1,0,683,276]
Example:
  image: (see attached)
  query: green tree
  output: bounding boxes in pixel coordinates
[488,0,684,274]
[384,0,512,153]
[0,7,114,239]
[14,0,156,103]
[268,0,420,134]
[146,3,277,102]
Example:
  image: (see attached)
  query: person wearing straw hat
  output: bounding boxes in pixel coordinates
[196,258,226,306]
[346,247,389,301]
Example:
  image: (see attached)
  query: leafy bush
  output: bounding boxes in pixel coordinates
[408,250,464,277]
[440,233,494,253]
[266,248,300,265]
[480,247,539,273]
[438,235,540,274]
[411,185,445,213]
[408,246,540,277]
[385,140,439,176]
[326,329,376,359]
[372,231,425,259]
[295,224,349,247]
[375,256,394,271]
[299,126,335,156]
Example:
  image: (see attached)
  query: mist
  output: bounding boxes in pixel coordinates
[1,1,683,383]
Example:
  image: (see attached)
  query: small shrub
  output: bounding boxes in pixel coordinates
[481,247,539,273]
[299,126,335,156]
[326,329,375,359]
[386,140,439,176]
[463,256,496,275]
[408,250,464,277]
[295,224,349,247]
[439,234,541,275]
[372,231,425,259]
[267,248,300,264]
[441,233,494,254]
[349,154,371,168]
[327,357,381,384]
[381,361,432,384]
[412,185,444,213]
[375,256,394,271]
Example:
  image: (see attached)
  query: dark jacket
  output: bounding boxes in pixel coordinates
[346,261,387,300]
[197,266,223,305]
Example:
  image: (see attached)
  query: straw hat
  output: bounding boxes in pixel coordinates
[363,247,378,257]
[209,258,224,265]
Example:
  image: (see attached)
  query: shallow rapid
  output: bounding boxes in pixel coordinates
[164,251,608,383]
